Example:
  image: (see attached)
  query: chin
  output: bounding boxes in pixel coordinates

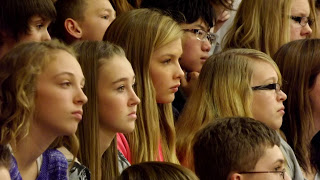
[156,96,174,104]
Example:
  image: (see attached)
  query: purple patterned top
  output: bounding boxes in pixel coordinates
[10,149,68,180]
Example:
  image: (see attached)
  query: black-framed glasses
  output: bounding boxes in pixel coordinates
[251,83,281,93]
[183,29,217,46]
[239,169,286,179]
[290,16,314,27]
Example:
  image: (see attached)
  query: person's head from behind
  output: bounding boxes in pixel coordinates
[193,117,290,180]
[51,0,115,44]
[140,0,216,73]
[72,41,140,179]
[105,8,184,104]
[0,0,56,56]
[223,0,316,56]
[196,49,287,130]
[118,161,199,180]
[0,40,87,147]
[273,38,320,173]
[0,145,11,180]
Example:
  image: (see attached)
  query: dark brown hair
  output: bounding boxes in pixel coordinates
[193,117,280,180]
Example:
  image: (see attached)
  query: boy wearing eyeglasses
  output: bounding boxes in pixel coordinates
[193,117,291,180]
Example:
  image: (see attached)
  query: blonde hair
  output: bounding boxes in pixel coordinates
[223,0,317,56]
[104,8,182,164]
[72,41,127,179]
[176,49,282,166]
[0,40,78,153]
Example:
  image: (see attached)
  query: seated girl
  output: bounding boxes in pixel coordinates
[104,9,184,164]
[0,40,87,179]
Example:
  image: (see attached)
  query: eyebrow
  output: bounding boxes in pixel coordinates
[194,24,209,31]
[54,72,85,83]
[261,77,277,84]
[273,159,285,165]
[112,76,136,84]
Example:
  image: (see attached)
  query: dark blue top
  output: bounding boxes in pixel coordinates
[10,149,68,180]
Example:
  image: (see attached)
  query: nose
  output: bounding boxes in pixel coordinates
[75,87,88,105]
[201,39,211,52]
[277,90,287,101]
[301,23,312,37]
[174,61,184,80]
[129,88,140,106]
[284,172,292,180]
[43,29,51,41]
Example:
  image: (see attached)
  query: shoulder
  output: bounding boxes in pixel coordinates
[39,149,69,180]
[68,161,91,180]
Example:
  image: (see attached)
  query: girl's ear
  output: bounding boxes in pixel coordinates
[229,172,243,180]
[64,18,83,39]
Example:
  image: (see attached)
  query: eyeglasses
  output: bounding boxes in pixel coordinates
[239,169,286,179]
[251,83,281,93]
[183,29,217,46]
[290,16,314,27]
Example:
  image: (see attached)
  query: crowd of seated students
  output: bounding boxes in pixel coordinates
[0,0,320,180]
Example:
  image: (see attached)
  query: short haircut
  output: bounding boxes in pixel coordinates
[118,161,199,180]
[0,0,56,42]
[140,0,215,28]
[0,145,11,169]
[193,117,280,180]
[50,0,87,42]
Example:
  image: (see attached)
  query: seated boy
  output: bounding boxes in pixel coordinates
[50,0,116,44]
[0,145,12,180]
[193,117,291,180]
[0,0,56,58]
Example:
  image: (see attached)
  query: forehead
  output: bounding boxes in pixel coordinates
[99,55,134,80]
[85,0,114,12]
[291,0,310,16]
[41,50,80,75]
[251,60,278,85]
[180,18,210,31]
[254,145,284,170]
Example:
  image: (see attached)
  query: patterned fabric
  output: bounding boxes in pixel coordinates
[68,161,91,180]
[10,149,68,180]
[118,151,130,173]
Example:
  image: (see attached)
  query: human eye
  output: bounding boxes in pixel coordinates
[60,81,72,88]
[101,14,110,20]
[117,85,125,92]
[36,23,44,29]
[290,16,301,23]
[162,59,171,64]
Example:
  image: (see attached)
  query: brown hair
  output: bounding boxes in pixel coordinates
[193,117,280,180]
[273,38,320,173]
[118,161,199,180]
[72,41,126,179]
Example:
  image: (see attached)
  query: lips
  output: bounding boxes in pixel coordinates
[278,106,285,113]
[128,111,137,119]
[72,110,83,120]
[170,84,180,93]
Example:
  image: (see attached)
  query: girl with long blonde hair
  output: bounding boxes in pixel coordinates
[176,49,304,180]
[72,41,140,180]
[104,8,184,164]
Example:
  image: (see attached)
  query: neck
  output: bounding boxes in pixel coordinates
[99,126,116,158]
[12,122,56,170]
